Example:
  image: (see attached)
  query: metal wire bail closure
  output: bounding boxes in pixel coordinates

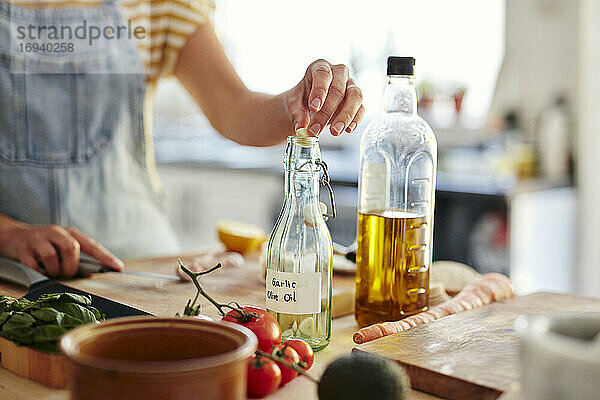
[316,160,336,219]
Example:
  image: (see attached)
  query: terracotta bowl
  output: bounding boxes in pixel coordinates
[59,317,257,400]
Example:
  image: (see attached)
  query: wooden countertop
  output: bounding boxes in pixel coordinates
[0,253,441,400]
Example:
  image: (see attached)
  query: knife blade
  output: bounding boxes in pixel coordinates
[0,256,151,319]
[77,256,180,281]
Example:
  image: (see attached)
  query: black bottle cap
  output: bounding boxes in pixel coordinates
[387,56,415,76]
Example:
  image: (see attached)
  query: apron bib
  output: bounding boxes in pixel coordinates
[0,0,181,258]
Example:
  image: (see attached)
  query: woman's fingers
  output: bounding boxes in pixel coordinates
[287,59,364,136]
[67,227,124,271]
[18,250,43,274]
[347,104,366,133]
[328,79,363,136]
[46,226,80,278]
[307,59,333,113]
[0,224,120,277]
[287,87,310,130]
[308,64,349,136]
[33,241,60,278]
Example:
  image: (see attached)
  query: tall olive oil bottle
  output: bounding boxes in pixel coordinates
[355,57,437,328]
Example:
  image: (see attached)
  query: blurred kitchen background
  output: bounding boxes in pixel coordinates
[151,0,600,297]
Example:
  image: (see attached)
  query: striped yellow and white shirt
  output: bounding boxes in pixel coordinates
[123,0,213,81]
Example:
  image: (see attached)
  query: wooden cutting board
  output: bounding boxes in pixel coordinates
[354,292,600,400]
[62,254,355,320]
[0,337,67,388]
[0,253,355,388]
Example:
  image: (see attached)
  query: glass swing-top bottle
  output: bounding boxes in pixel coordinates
[266,129,335,351]
[355,57,437,328]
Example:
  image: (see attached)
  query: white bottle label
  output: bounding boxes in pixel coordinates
[265,270,322,314]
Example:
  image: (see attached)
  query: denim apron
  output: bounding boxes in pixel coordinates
[0,0,181,258]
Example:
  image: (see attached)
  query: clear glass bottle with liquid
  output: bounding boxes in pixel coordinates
[266,132,335,351]
[355,57,437,328]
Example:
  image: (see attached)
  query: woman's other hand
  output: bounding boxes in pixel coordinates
[285,59,365,137]
[0,222,123,279]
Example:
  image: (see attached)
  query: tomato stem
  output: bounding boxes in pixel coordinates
[178,259,258,321]
[251,354,264,369]
[256,349,318,384]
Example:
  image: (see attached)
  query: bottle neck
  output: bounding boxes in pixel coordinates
[383,75,417,115]
[284,137,321,201]
[284,170,320,198]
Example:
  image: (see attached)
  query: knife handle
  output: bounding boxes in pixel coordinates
[0,256,48,288]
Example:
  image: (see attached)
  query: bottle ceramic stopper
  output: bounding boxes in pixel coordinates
[295,127,312,147]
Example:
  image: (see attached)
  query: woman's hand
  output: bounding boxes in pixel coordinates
[285,59,365,136]
[176,24,364,145]
[0,223,123,279]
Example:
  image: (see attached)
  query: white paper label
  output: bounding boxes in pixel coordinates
[265,270,322,314]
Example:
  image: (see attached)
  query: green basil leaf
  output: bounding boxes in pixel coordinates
[3,312,35,329]
[57,293,92,306]
[60,313,84,329]
[52,303,97,324]
[0,311,11,326]
[2,313,35,344]
[87,306,104,321]
[0,296,16,312]
[32,307,63,324]
[0,296,31,313]
[36,293,63,304]
[32,325,68,343]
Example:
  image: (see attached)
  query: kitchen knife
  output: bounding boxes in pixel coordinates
[0,256,151,318]
[77,255,180,281]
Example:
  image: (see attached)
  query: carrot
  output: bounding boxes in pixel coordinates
[409,314,427,325]
[352,324,386,344]
[403,316,419,328]
[396,320,412,331]
[470,282,497,303]
[477,279,506,301]
[455,292,483,308]
[428,306,451,319]
[454,296,474,311]
[380,321,402,334]
[481,273,515,298]
[439,299,463,314]
[418,312,437,324]
[352,272,515,344]
[461,285,492,305]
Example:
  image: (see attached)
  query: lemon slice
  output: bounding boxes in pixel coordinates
[216,220,266,254]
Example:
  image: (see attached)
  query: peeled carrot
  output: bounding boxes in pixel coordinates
[455,292,484,308]
[353,272,515,345]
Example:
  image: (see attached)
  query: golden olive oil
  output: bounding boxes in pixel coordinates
[355,210,430,328]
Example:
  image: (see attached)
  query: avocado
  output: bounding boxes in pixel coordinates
[318,352,410,400]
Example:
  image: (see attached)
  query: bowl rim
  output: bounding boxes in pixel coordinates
[59,316,258,373]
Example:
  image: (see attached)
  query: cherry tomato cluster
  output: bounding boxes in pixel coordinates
[222,307,314,398]
[247,340,315,398]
